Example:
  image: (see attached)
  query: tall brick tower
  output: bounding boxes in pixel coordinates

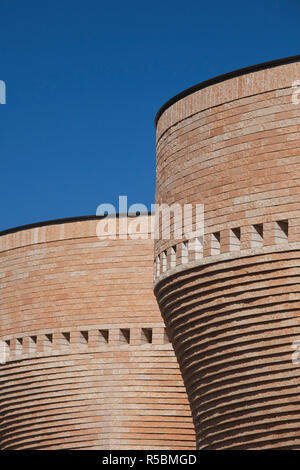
[0,214,195,450]
[154,56,300,449]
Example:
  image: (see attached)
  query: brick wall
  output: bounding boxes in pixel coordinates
[154,58,300,449]
[0,215,195,450]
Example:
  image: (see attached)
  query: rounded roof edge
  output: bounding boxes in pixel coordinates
[0,212,153,237]
[154,55,300,129]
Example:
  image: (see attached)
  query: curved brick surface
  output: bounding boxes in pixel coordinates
[0,216,195,450]
[154,58,300,449]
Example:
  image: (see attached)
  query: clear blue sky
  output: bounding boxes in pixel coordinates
[0,0,299,231]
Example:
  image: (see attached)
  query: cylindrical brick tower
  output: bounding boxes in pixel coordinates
[0,214,195,450]
[154,56,300,449]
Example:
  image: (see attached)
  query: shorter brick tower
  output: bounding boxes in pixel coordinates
[0,214,195,450]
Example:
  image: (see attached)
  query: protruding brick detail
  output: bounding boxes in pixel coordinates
[2,325,188,359]
[154,217,300,283]
[0,216,195,450]
[154,58,300,449]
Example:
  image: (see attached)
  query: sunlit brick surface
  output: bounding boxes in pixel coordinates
[154,58,300,449]
[0,216,195,450]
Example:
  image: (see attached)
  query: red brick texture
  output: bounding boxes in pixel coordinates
[154,59,300,449]
[0,216,195,450]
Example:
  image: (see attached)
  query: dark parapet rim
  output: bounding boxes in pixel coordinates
[154,54,300,129]
[0,212,153,237]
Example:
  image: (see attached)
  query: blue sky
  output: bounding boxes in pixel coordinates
[0,0,299,231]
